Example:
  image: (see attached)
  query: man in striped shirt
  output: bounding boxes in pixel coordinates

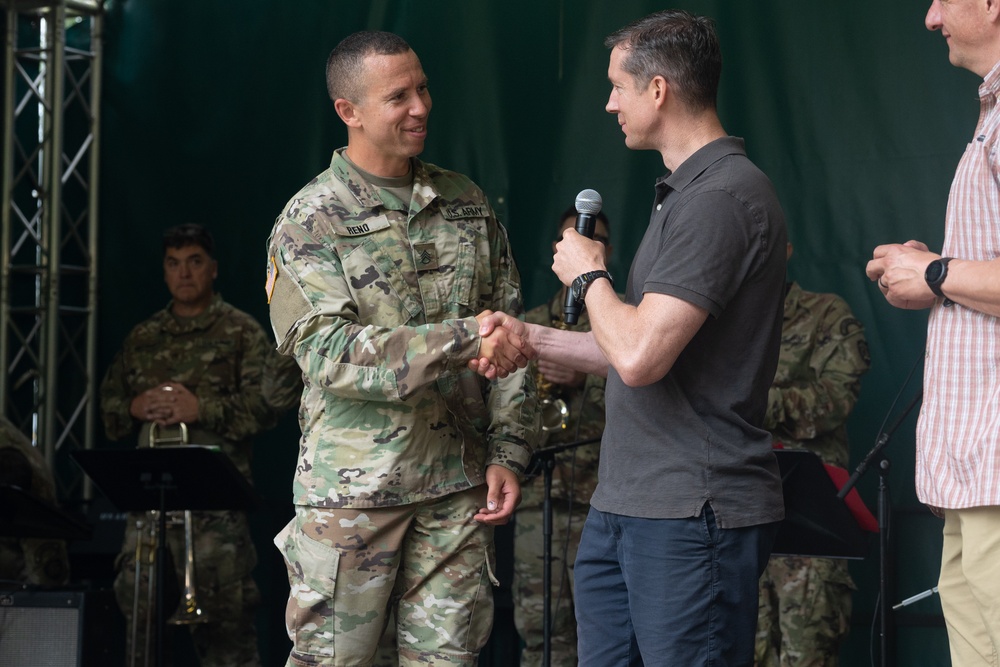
[866,2,1000,665]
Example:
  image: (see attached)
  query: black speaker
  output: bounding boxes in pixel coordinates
[0,588,115,667]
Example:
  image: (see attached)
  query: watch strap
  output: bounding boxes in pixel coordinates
[925,257,954,298]
[574,270,613,301]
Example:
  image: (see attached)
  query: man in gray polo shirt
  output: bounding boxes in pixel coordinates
[475,9,786,666]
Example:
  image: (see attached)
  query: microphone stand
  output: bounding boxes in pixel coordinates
[529,436,600,667]
[837,389,922,667]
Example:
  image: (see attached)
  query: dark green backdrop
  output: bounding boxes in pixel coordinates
[91,1,977,664]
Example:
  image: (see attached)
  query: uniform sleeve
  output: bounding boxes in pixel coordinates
[99,346,139,441]
[0,425,71,586]
[765,297,870,439]
[262,347,303,417]
[484,217,539,474]
[196,319,278,441]
[267,220,483,403]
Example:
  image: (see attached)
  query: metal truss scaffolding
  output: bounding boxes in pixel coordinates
[1,0,103,499]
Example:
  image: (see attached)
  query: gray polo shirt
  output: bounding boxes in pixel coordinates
[591,136,786,529]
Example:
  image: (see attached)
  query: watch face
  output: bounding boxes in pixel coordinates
[927,260,944,283]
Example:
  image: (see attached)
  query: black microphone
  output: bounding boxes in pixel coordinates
[563,189,603,325]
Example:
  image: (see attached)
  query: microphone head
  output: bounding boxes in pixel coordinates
[575,189,603,215]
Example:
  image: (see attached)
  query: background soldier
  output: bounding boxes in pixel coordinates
[100,223,285,667]
[755,242,871,667]
[0,415,70,587]
[512,207,613,667]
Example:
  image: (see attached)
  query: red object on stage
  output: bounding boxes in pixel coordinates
[823,463,879,532]
[772,441,878,534]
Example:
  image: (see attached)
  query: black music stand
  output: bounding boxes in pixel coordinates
[530,436,600,667]
[0,484,92,542]
[72,445,259,667]
[771,449,869,559]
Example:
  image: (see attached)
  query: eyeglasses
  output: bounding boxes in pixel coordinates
[555,233,610,246]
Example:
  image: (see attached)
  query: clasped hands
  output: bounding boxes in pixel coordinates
[866,240,939,310]
[470,228,606,380]
[472,311,536,380]
[129,382,200,426]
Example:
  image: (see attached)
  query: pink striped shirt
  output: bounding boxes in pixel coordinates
[917,62,1000,509]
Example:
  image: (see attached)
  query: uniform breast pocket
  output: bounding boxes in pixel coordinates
[449,238,478,308]
[343,240,420,326]
[449,219,490,311]
[200,340,239,392]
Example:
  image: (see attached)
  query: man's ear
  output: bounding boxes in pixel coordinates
[987,0,1000,23]
[650,75,669,109]
[334,98,361,127]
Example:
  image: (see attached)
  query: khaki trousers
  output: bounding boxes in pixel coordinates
[940,506,1000,667]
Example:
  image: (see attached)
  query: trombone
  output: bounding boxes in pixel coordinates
[129,420,207,667]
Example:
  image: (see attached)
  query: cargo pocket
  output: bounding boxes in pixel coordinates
[278,522,341,662]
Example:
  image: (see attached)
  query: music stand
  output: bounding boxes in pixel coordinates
[530,436,600,667]
[771,449,869,559]
[0,484,92,541]
[71,445,259,667]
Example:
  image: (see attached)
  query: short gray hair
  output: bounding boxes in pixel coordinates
[605,10,721,111]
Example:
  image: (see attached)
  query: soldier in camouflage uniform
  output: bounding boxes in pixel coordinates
[0,415,71,587]
[265,31,538,667]
[100,224,283,667]
[512,208,612,667]
[755,243,871,667]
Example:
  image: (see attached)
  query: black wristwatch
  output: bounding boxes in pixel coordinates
[924,257,954,298]
[570,270,613,302]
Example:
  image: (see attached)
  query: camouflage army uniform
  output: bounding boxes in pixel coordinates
[512,293,605,667]
[100,294,277,667]
[266,148,537,667]
[263,344,304,416]
[755,282,870,667]
[0,416,70,587]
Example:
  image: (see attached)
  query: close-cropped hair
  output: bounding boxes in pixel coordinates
[162,223,215,259]
[604,9,721,111]
[326,31,412,103]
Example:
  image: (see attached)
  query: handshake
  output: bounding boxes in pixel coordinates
[471,311,538,380]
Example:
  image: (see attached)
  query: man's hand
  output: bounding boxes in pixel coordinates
[553,228,607,285]
[474,465,521,525]
[129,382,199,426]
[472,311,536,380]
[866,240,938,310]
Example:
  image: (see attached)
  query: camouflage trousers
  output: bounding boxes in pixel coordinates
[276,486,498,667]
[512,497,589,667]
[113,511,261,667]
[755,556,855,667]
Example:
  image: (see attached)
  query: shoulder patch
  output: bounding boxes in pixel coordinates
[265,255,278,304]
[269,266,312,345]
